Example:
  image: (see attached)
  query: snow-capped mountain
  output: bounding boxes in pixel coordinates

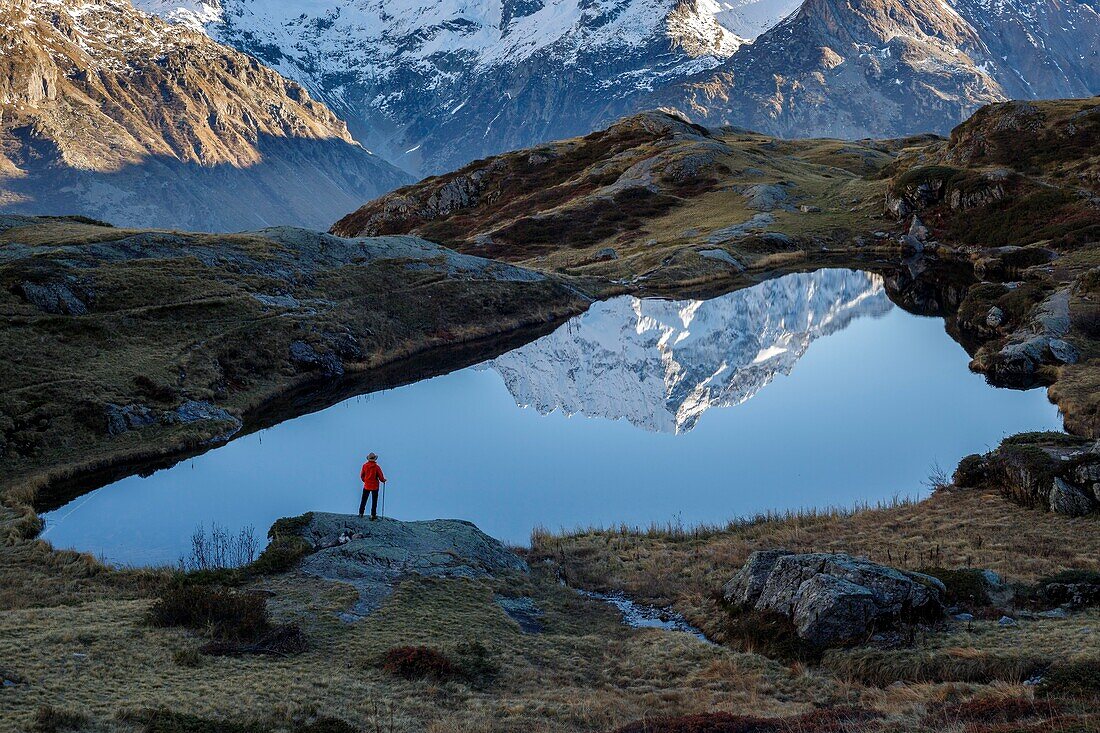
[0,0,408,230]
[133,0,776,175]
[484,269,892,434]
[658,0,1100,139]
[138,0,1097,178]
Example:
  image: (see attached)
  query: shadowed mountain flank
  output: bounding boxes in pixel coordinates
[0,0,408,231]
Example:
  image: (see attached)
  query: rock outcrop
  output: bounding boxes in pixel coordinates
[297,513,528,617]
[724,551,946,647]
[0,0,408,231]
[955,433,1100,517]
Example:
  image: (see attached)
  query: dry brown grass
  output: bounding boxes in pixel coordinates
[529,488,1100,626]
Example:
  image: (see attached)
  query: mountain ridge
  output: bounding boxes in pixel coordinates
[0,0,410,231]
[140,0,1099,175]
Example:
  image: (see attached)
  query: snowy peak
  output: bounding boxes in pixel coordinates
[708,0,803,39]
[133,0,757,174]
[485,270,892,434]
[660,0,1099,139]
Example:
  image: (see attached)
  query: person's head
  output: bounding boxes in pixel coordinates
[368,452,378,461]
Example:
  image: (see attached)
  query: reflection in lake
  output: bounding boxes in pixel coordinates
[42,270,1062,565]
[486,269,892,433]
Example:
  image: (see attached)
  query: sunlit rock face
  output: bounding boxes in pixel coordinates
[485,269,892,433]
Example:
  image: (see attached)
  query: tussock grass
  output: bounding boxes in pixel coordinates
[821,648,1043,686]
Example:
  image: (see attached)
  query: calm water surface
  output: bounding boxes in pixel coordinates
[42,270,1062,566]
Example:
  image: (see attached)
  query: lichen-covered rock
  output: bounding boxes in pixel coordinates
[908,216,929,241]
[1074,462,1100,500]
[724,551,945,647]
[21,280,87,315]
[298,513,528,616]
[1049,477,1096,517]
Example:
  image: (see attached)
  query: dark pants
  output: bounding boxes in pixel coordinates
[359,489,379,518]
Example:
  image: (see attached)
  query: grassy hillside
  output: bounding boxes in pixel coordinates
[0,217,589,510]
[1,99,1098,733]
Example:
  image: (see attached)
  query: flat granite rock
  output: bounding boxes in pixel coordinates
[298,513,528,618]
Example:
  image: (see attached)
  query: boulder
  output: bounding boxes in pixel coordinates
[289,340,344,377]
[697,248,745,270]
[21,280,87,315]
[1048,339,1079,365]
[297,513,528,617]
[724,551,945,647]
[986,306,1005,328]
[898,234,924,255]
[594,247,618,261]
[1073,461,1100,501]
[908,216,930,241]
[105,403,157,436]
[980,570,1016,609]
[1049,477,1096,517]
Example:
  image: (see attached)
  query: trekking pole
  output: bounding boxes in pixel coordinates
[381,482,386,519]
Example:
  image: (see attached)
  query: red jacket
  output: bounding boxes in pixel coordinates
[360,460,386,491]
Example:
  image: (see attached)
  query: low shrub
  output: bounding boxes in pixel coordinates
[1038,656,1100,698]
[822,648,1043,686]
[147,584,271,642]
[452,640,500,686]
[381,645,454,680]
[1002,432,1086,447]
[268,512,314,540]
[171,647,204,668]
[920,567,993,611]
[953,454,988,488]
[119,708,359,733]
[714,601,820,663]
[33,706,89,733]
[924,697,1059,727]
[1038,569,1100,586]
[200,623,307,657]
[249,536,312,575]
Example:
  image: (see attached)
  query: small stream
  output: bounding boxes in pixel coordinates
[581,590,713,643]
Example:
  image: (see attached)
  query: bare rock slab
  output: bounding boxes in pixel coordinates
[724,551,945,647]
[298,513,528,617]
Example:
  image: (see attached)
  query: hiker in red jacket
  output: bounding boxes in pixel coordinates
[359,452,387,520]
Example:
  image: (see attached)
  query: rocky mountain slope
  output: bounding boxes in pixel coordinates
[486,269,890,433]
[141,0,1097,175]
[0,0,408,231]
[662,0,1100,139]
[331,109,898,285]
[132,0,789,175]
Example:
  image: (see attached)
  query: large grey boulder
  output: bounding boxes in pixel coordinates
[297,513,528,617]
[723,551,945,647]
